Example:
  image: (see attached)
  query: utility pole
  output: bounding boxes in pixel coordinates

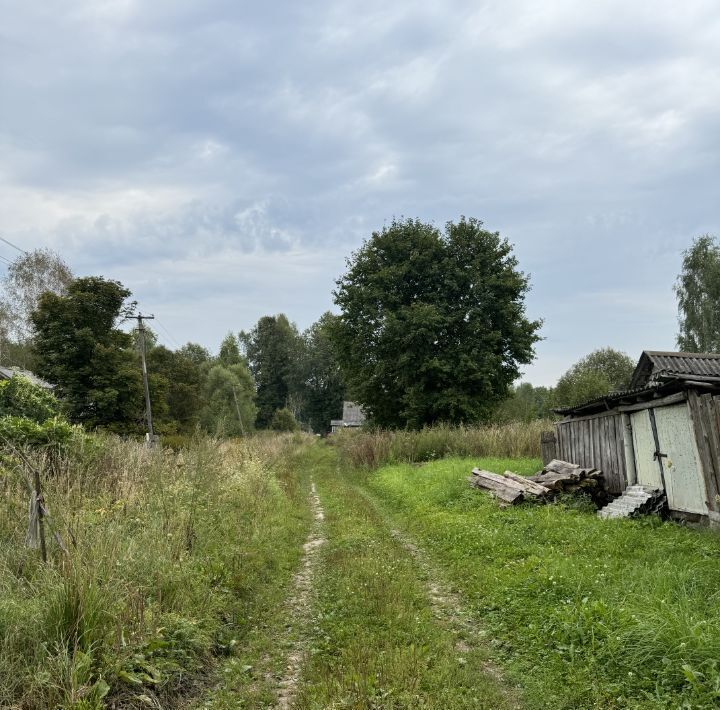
[128,313,155,443]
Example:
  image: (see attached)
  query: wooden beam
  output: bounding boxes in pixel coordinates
[617,391,686,413]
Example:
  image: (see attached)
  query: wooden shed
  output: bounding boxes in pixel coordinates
[552,351,720,523]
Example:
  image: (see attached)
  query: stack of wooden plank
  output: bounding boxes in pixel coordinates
[468,459,605,505]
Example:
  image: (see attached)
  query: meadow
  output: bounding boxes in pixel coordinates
[0,433,313,709]
[2,425,720,709]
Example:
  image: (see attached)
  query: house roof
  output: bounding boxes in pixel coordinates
[630,351,720,389]
[0,366,54,390]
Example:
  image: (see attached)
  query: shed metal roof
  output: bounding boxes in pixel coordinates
[557,350,720,416]
[630,351,720,389]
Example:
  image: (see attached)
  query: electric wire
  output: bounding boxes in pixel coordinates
[154,316,182,349]
[0,236,27,254]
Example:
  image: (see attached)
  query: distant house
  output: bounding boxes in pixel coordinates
[330,401,366,433]
[552,351,720,523]
[0,366,53,391]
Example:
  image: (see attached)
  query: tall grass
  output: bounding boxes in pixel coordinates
[332,420,551,469]
[0,432,312,709]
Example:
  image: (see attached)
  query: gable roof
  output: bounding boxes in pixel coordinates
[0,366,54,390]
[629,351,720,389]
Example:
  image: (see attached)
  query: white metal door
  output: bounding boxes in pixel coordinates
[653,403,708,514]
[631,409,663,489]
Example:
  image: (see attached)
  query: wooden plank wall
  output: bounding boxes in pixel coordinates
[686,390,720,514]
[555,412,627,494]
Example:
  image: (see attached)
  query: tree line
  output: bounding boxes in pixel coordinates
[1,223,719,434]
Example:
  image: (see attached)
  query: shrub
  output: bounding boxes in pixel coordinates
[0,376,59,423]
[0,416,82,450]
[270,408,299,432]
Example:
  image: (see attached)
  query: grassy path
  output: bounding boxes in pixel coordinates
[199,441,520,709]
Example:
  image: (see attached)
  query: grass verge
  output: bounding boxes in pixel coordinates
[368,456,720,709]
[0,434,313,709]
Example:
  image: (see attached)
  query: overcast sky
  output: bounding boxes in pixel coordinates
[1,0,719,385]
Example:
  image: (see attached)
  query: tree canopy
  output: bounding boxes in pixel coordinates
[331,217,541,428]
[241,314,300,428]
[31,276,144,430]
[552,348,635,409]
[675,234,720,352]
[289,313,345,433]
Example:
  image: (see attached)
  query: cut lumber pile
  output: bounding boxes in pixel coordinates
[528,459,604,495]
[468,459,605,506]
[468,468,551,504]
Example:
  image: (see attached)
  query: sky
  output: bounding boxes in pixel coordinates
[1,0,719,385]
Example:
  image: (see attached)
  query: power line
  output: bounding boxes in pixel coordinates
[154,316,182,349]
[0,254,12,266]
[0,236,27,254]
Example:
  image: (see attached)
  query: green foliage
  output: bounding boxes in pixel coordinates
[146,345,204,433]
[289,312,345,433]
[0,435,312,709]
[370,456,720,708]
[269,407,299,432]
[0,376,59,423]
[177,342,212,366]
[675,234,720,352]
[331,217,541,428]
[494,382,553,423]
[552,347,635,409]
[31,277,145,430]
[0,415,81,449]
[242,315,301,428]
[200,363,256,437]
[218,333,243,366]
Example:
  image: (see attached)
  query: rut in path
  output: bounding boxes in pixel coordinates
[352,485,522,708]
[274,481,325,709]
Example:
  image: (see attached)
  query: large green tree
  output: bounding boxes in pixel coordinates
[30,277,144,429]
[289,312,345,433]
[675,234,720,352]
[331,217,541,428]
[552,348,635,409]
[241,314,300,428]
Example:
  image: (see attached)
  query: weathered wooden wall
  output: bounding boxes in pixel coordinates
[687,390,720,517]
[555,412,627,494]
[540,431,557,466]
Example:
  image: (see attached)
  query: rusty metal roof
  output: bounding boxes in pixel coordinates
[629,351,720,389]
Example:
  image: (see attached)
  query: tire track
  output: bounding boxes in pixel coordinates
[274,481,325,709]
[356,487,523,709]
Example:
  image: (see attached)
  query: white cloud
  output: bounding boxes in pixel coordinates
[1,0,719,381]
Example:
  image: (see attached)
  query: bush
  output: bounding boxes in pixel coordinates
[0,416,83,450]
[0,376,59,423]
[270,408,299,432]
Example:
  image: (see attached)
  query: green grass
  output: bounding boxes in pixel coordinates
[0,434,314,709]
[367,456,720,709]
[293,445,518,709]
